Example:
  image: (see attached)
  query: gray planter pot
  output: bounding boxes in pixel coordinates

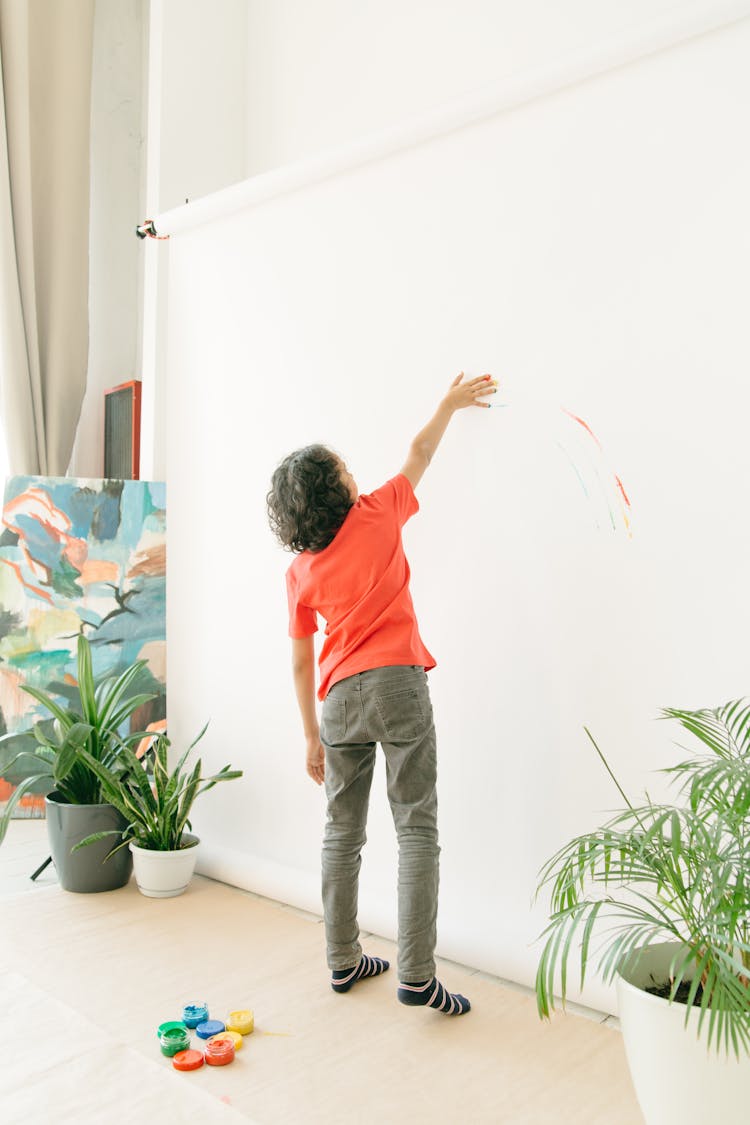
[45,792,133,893]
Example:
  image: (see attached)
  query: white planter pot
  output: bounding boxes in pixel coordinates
[616,941,750,1125]
[129,834,200,898]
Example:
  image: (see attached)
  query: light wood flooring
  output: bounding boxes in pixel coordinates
[0,820,642,1124]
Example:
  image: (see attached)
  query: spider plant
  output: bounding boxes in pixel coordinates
[535,700,750,1056]
[0,634,156,843]
[74,725,242,853]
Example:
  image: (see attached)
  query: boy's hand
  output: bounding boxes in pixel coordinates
[443,371,497,412]
[401,371,497,489]
[306,734,325,786]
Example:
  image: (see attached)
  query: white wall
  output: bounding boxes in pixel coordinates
[155,0,247,211]
[138,0,247,481]
[69,0,144,477]
[135,0,729,480]
[245,0,696,175]
[157,12,750,1014]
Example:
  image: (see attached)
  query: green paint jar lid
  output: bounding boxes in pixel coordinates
[157,1020,187,1039]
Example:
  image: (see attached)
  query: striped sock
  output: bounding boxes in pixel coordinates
[398,978,471,1015]
[331,955,390,993]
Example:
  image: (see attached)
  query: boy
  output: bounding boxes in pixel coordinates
[267,373,496,1014]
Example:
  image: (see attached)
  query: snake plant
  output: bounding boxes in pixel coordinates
[75,724,242,853]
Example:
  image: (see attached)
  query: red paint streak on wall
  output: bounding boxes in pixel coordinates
[615,475,631,507]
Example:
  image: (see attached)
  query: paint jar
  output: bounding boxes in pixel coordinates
[182,1002,209,1028]
[196,1019,225,1039]
[160,1026,191,1057]
[227,1009,254,1035]
[209,1030,242,1051]
[205,1036,235,1066]
[172,1049,204,1071]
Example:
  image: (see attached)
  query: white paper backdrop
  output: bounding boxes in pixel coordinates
[162,19,750,1011]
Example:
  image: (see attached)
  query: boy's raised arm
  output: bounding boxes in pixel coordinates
[400,373,496,490]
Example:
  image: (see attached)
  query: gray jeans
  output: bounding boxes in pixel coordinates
[320,664,440,981]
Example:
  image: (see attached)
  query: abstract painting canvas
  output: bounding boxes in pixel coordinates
[0,477,166,818]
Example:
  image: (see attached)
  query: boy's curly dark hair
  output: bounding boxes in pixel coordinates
[267,444,354,553]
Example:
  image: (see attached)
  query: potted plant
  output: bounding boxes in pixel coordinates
[0,634,157,892]
[535,700,750,1125]
[75,725,242,897]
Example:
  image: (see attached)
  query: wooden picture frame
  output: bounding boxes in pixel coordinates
[104,380,142,479]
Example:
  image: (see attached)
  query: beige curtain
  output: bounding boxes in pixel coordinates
[0,0,95,476]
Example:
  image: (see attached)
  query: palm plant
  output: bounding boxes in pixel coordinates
[0,634,156,844]
[75,725,242,853]
[535,700,750,1056]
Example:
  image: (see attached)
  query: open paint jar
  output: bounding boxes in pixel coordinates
[227,1009,254,1035]
[205,1036,235,1066]
[182,1003,209,1028]
[160,1025,191,1057]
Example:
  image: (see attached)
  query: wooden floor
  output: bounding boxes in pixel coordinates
[0,821,643,1124]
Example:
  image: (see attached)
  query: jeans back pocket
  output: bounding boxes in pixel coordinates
[321,697,347,745]
[374,687,428,741]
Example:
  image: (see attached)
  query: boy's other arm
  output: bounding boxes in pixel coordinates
[400,372,496,490]
[291,635,325,785]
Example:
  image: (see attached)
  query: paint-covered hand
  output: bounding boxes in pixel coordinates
[306,735,325,786]
[443,372,497,411]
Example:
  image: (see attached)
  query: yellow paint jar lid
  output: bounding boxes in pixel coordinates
[227,1009,254,1035]
[209,1030,242,1050]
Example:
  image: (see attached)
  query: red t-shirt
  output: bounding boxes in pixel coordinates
[286,474,436,700]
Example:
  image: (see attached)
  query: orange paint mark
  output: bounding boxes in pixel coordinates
[614,475,631,507]
[562,408,603,449]
[0,558,53,603]
[78,558,119,585]
[4,486,87,584]
[63,537,88,571]
[128,544,166,579]
[3,487,72,536]
[18,794,45,809]
[135,718,167,759]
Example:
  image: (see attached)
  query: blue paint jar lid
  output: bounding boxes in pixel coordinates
[196,1019,225,1039]
[182,1003,209,1028]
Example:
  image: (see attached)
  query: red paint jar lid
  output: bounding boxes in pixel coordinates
[172,1049,204,1071]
